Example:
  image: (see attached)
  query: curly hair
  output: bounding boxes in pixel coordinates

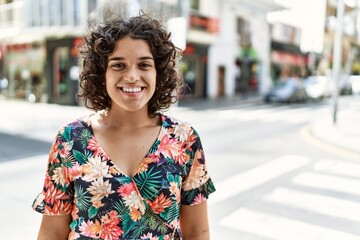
[78,13,184,117]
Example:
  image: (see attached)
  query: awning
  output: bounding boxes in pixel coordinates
[271,51,308,66]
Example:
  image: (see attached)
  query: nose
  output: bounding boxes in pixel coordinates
[124,67,140,82]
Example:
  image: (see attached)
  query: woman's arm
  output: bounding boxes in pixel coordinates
[180,200,210,240]
[37,214,72,240]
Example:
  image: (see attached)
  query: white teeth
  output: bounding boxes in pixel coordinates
[122,87,142,93]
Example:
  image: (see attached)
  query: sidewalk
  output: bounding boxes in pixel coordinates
[308,109,360,160]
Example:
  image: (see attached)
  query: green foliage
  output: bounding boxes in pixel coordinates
[74,185,91,212]
[80,128,92,148]
[160,199,179,223]
[88,205,98,219]
[130,220,147,239]
[73,150,87,164]
[121,214,137,237]
[134,167,162,199]
[149,139,160,153]
[113,201,127,221]
[62,127,72,142]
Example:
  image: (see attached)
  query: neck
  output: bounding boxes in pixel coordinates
[102,105,158,130]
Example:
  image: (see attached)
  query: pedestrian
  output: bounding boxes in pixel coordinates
[32,12,215,240]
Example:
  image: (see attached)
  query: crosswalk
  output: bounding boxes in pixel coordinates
[214,104,330,125]
[170,103,333,137]
[210,154,360,239]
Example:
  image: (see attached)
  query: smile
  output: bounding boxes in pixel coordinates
[120,87,143,93]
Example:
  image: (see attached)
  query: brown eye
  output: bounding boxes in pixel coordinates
[139,62,152,68]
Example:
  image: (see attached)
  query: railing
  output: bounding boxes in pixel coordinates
[0,1,24,28]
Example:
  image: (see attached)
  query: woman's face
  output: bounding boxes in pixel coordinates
[105,36,157,114]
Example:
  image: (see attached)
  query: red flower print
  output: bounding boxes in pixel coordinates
[192,193,205,205]
[186,132,197,150]
[48,142,60,164]
[117,183,135,198]
[68,162,82,180]
[43,184,69,205]
[157,135,181,159]
[87,136,102,157]
[100,211,123,240]
[79,220,101,238]
[45,200,72,215]
[58,141,73,158]
[174,148,189,165]
[147,193,172,214]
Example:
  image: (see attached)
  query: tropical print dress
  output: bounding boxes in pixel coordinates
[32,114,215,240]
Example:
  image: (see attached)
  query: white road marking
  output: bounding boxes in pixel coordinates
[265,187,360,222]
[209,155,309,205]
[292,172,360,196]
[314,159,360,179]
[220,208,360,240]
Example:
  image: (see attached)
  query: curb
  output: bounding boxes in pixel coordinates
[300,124,360,161]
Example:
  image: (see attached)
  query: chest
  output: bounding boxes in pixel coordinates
[92,125,161,177]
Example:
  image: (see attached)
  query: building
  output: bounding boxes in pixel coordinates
[0,0,97,104]
[207,0,282,98]
[0,0,282,104]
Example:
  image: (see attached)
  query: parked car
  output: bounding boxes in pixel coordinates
[339,75,353,95]
[303,75,334,100]
[264,78,307,103]
[350,75,360,94]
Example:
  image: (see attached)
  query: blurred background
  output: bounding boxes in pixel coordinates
[1,0,360,104]
[0,0,360,239]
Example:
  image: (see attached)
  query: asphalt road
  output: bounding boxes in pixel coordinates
[1,96,359,239]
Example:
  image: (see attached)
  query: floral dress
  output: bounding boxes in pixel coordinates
[33,114,215,240]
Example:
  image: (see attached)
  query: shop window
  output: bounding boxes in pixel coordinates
[53,47,69,98]
[88,0,97,14]
[189,0,200,10]
[180,56,197,96]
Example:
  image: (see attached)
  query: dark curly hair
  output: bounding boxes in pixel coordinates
[78,13,184,117]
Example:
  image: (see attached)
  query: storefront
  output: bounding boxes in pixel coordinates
[3,42,46,102]
[45,37,81,105]
[181,43,209,98]
[270,41,308,83]
[184,12,219,98]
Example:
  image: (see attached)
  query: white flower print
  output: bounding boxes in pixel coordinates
[123,191,146,214]
[86,178,115,203]
[82,156,112,182]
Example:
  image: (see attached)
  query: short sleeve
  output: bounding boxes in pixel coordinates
[32,126,74,215]
[181,127,216,205]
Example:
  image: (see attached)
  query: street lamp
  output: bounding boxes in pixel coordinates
[332,0,345,124]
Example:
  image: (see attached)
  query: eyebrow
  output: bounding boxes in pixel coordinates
[108,56,154,62]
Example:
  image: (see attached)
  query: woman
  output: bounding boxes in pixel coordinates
[33,13,215,240]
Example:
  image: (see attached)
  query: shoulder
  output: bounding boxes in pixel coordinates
[56,114,93,140]
[162,114,194,130]
[161,114,201,140]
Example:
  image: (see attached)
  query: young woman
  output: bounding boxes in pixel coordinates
[33,14,215,240]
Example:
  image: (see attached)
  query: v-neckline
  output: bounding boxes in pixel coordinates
[86,114,164,178]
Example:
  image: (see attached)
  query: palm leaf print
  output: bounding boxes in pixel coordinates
[143,211,161,231]
[73,150,88,164]
[61,126,72,142]
[130,220,147,239]
[160,200,179,223]
[134,166,162,199]
[113,201,127,221]
[143,207,168,234]
[63,154,76,167]
[149,139,160,154]
[74,185,91,212]
[80,128,92,148]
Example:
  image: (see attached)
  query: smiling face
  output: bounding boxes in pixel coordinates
[105,36,157,114]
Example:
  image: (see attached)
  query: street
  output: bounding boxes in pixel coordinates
[1,95,360,239]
